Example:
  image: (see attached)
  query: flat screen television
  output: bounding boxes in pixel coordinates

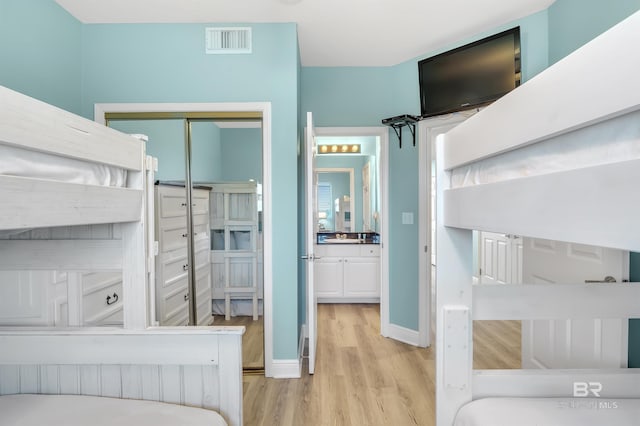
[418,27,521,118]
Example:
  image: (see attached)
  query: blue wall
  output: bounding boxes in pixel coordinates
[106,119,225,183]
[0,0,81,114]
[107,119,188,182]
[192,122,223,183]
[548,0,640,65]
[220,128,262,182]
[79,22,300,361]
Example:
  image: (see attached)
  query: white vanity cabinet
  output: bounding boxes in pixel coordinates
[154,184,212,326]
[314,244,380,302]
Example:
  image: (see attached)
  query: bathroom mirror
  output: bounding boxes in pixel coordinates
[315,134,379,233]
[316,168,354,232]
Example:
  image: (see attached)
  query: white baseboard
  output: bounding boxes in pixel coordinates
[271,359,301,379]
[387,323,421,347]
[317,298,379,304]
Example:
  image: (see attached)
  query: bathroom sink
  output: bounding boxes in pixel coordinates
[323,238,361,244]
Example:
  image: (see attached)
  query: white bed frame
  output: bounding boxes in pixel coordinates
[0,86,244,426]
[435,11,640,426]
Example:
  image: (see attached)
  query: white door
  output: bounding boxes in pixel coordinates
[478,232,523,284]
[522,238,628,368]
[304,112,318,374]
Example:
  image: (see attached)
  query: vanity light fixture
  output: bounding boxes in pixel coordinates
[317,144,361,154]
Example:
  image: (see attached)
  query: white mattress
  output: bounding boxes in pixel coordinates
[450,109,640,188]
[0,144,128,187]
[0,394,227,426]
[454,397,640,426]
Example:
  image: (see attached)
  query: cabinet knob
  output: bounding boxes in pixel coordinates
[182,264,189,271]
[184,293,189,301]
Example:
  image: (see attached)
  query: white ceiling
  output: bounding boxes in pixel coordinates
[55,0,555,67]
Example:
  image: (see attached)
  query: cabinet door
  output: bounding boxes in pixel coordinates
[0,271,50,325]
[156,250,190,326]
[315,257,343,298]
[343,257,380,298]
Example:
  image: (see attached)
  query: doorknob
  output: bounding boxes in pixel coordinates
[585,276,616,283]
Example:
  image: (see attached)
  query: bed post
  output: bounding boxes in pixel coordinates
[435,135,474,426]
[121,142,151,330]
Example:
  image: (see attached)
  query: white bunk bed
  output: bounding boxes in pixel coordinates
[0,86,244,426]
[435,10,640,426]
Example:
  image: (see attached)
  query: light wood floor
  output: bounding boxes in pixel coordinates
[243,304,520,426]
[214,315,264,369]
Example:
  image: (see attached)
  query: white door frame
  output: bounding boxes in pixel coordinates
[94,101,274,377]
[313,126,390,336]
[304,112,318,375]
[419,113,475,347]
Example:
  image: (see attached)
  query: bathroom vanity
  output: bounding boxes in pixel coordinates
[314,233,380,303]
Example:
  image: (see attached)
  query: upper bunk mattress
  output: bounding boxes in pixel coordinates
[449,109,640,189]
[454,397,640,426]
[0,144,127,187]
[0,394,227,426]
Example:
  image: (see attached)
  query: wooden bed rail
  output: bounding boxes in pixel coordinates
[473,369,640,399]
[473,283,640,320]
[442,158,640,252]
[0,327,245,426]
[0,86,143,171]
[0,240,123,271]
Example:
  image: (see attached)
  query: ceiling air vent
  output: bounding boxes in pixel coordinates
[206,27,252,54]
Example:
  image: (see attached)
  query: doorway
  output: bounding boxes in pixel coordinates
[419,112,476,346]
[311,126,389,336]
[95,102,273,375]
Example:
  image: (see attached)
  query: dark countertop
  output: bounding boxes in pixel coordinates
[316,232,380,245]
[155,180,212,191]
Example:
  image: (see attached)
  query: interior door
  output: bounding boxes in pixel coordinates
[304,112,318,374]
[478,232,523,284]
[522,238,629,368]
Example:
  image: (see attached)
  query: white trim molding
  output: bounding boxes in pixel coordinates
[418,112,476,348]
[387,323,421,347]
[271,359,302,379]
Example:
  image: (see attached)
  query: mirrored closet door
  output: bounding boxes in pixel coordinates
[108,114,265,371]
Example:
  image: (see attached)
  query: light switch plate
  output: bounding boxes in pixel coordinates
[402,212,414,225]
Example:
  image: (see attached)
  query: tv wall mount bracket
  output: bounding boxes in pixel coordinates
[381,114,420,148]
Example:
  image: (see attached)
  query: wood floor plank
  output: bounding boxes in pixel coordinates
[215,315,264,369]
[243,304,521,426]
